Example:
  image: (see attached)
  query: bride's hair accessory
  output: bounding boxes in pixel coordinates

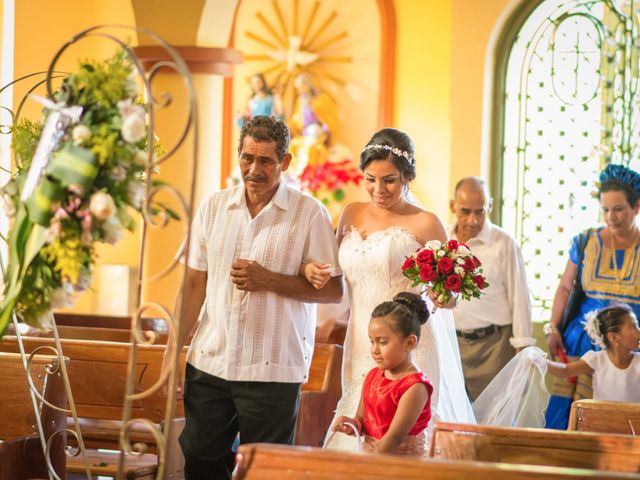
[599,164,640,197]
[583,310,606,348]
[364,144,414,166]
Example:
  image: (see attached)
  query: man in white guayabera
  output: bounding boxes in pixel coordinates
[165,116,343,480]
[449,177,535,400]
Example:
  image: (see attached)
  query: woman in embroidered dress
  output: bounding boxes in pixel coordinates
[544,164,640,429]
[301,128,474,451]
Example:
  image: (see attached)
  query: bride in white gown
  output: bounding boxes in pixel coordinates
[304,128,475,452]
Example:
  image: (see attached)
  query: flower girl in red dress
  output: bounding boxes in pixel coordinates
[331,292,433,456]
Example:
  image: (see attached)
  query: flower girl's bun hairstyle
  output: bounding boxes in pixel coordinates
[360,128,416,181]
[371,292,429,341]
[584,303,634,348]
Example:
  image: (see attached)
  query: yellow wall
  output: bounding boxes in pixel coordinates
[450,0,510,196]
[393,0,452,219]
[393,0,510,221]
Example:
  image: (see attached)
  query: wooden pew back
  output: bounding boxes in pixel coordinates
[0,352,68,479]
[0,336,185,422]
[295,343,343,447]
[6,323,169,344]
[569,399,640,435]
[430,421,640,472]
[233,444,637,480]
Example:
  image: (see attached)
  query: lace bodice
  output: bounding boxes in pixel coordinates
[339,226,420,306]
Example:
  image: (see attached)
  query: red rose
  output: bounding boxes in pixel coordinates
[472,255,482,268]
[473,275,485,289]
[444,274,462,292]
[419,264,438,282]
[447,239,459,251]
[437,256,454,274]
[416,249,435,266]
[402,257,416,271]
[463,256,476,273]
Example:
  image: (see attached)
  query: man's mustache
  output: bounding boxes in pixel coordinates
[244,175,266,182]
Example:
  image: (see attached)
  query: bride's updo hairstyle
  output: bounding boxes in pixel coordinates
[360,128,416,182]
[371,292,429,341]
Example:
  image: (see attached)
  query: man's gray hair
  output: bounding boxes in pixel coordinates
[238,115,290,161]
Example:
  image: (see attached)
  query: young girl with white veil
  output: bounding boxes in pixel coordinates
[301,128,474,451]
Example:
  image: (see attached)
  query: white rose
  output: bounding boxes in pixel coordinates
[458,245,471,257]
[72,125,91,145]
[426,240,441,251]
[456,257,466,265]
[134,149,148,166]
[121,114,146,143]
[89,192,116,220]
[454,266,466,277]
[437,249,445,258]
[117,98,145,119]
[103,216,124,245]
[128,181,146,209]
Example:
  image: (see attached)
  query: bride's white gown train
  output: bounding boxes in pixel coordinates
[324,227,475,451]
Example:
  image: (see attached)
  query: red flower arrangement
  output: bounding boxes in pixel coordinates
[299,159,362,205]
[402,239,489,304]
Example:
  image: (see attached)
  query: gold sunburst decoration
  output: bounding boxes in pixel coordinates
[241,0,353,114]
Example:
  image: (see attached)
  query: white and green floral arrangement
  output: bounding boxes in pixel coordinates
[0,52,170,336]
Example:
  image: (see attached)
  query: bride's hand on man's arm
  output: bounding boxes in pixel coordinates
[299,262,332,289]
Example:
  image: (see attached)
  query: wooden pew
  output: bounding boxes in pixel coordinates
[0,352,68,480]
[6,323,169,344]
[232,444,637,480]
[295,343,343,447]
[0,336,339,477]
[430,421,640,472]
[0,335,186,451]
[53,312,166,331]
[0,336,186,478]
[569,399,640,435]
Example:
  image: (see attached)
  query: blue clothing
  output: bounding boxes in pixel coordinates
[236,95,277,128]
[545,227,640,429]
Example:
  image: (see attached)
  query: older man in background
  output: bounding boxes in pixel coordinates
[449,177,535,400]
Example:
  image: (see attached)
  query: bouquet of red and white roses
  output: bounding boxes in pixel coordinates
[402,239,488,305]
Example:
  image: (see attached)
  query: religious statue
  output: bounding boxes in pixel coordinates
[236,73,283,128]
[288,73,340,176]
